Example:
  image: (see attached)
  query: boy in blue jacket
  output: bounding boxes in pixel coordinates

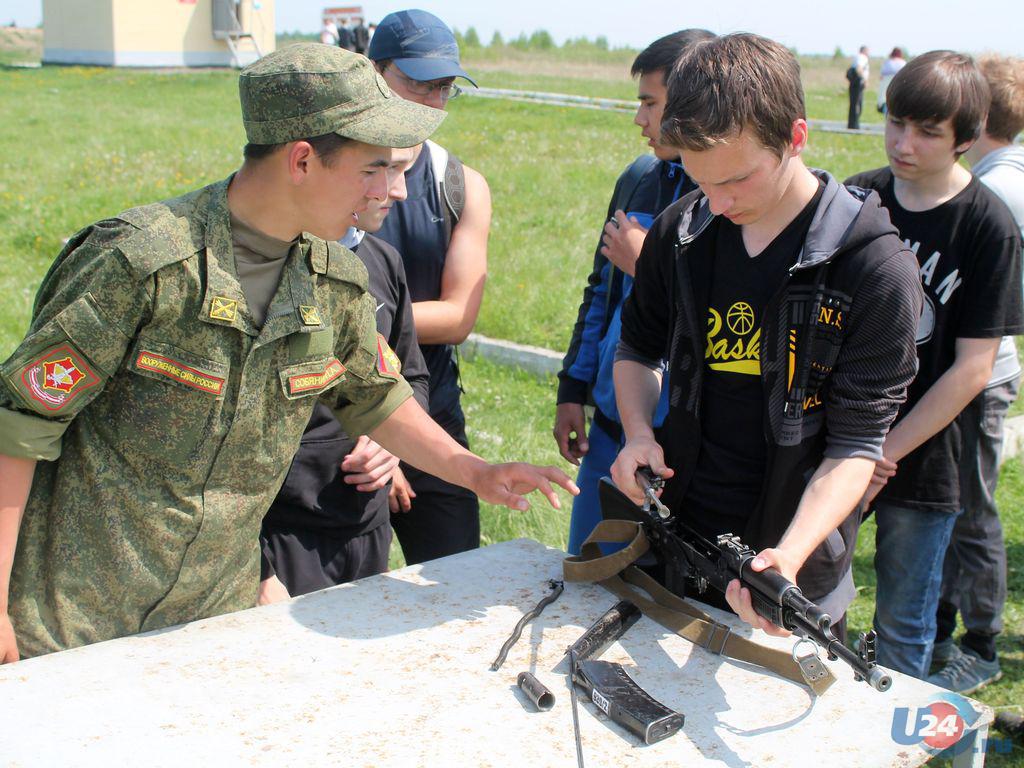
[554,29,714,554]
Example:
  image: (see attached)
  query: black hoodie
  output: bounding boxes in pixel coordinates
[618,170,923,614]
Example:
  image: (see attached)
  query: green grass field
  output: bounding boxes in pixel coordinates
[2,41,1023,763]
[0,62,888,357]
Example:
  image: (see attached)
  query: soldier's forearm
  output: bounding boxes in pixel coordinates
[0,455,36,612]
[370,398,488,491]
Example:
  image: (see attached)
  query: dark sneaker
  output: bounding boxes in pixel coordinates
[930,637,963,673]
[995,711,1024,740]
[927,646,1002,695]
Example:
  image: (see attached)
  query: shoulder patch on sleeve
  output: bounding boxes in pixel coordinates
[322,240,370,290]
[10,343,101,413]
[376,333,402,379]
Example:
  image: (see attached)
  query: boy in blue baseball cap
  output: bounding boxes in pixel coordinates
[368,10,493,566]
[369,8,477,95]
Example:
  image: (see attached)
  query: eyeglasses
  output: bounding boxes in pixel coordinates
[389,66,463,101]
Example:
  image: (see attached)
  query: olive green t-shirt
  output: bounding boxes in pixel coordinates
[231,213,292,328]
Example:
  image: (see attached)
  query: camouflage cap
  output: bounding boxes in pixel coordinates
[239,44,445,147]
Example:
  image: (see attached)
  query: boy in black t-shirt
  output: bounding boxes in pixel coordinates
[847,51,1024,681]
[257,147,431,602]
[612,34,922,636]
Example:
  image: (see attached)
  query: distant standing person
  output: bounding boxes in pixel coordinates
[848,45,870,129]
[877,47,907,114]
[368,10,492,565]
[320,19,339,47]
[337,20,355,52]
[353,18,370,55]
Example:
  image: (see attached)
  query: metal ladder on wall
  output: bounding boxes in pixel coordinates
[213,0,264,67]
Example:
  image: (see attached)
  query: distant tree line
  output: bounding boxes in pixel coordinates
[278,30,319,45]
[274,28,625,54]
[455,27,624,54]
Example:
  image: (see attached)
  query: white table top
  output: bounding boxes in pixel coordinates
[0,539,992,767]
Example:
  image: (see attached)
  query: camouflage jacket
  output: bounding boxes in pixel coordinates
[0,177,412,657]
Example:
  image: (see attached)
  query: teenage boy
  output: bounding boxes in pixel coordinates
[368,10,493,565]
[554,29,714,556]
[259,147,429,602]
[928,53,1024,693]
[847,50,1024,680]
[611,33,922,634]
[0,45,575,662]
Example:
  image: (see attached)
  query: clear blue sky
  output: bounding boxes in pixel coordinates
[4,0,1023,57]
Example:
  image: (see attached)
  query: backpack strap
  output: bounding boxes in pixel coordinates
[443,152,466,223]
[564,519,837,696]
[424,140,469,393]
[613,154,659,213]
[425,140,466,243]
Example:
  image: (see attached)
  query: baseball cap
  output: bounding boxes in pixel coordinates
[239,43,445,147]
[367,9,478,86]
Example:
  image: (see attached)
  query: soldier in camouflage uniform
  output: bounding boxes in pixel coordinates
[0,45,576,662]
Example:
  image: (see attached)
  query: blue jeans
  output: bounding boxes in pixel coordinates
[873,502,961,679]
[567,417,622,556]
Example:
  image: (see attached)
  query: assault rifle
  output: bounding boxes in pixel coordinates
[599,470,891,692]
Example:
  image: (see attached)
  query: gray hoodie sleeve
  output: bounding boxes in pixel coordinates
[824,248,923,461]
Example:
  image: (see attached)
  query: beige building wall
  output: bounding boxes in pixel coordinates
[43,0,115,63]
[43,0,275,67]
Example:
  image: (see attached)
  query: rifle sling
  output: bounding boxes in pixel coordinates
[563,520,836,696]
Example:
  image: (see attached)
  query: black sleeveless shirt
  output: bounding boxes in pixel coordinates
[376,143,463,431]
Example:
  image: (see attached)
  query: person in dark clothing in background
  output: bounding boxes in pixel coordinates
[336,20,355,52]
[931,53,1024,694]
[611,33,922,636]
[554,29,713,555]
[848,51,1024,682]
[258,146,430,601]
[353,18,370,55]
[368,10,492,565]
[848,45,870,129]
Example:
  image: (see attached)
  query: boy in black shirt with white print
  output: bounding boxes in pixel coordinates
[848,50,1024,681]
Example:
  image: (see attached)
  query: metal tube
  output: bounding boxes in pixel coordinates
[516,672,555,711]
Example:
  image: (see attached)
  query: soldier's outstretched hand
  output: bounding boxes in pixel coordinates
[473,463,579,511]
[0,612,19,665]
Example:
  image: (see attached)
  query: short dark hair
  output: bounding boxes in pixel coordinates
[890,47,904,59]
[242,133,353,166]
[978,53,1024,143]
[630,29,716,82]
[887,50,990,147]
[661,33,804,157]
